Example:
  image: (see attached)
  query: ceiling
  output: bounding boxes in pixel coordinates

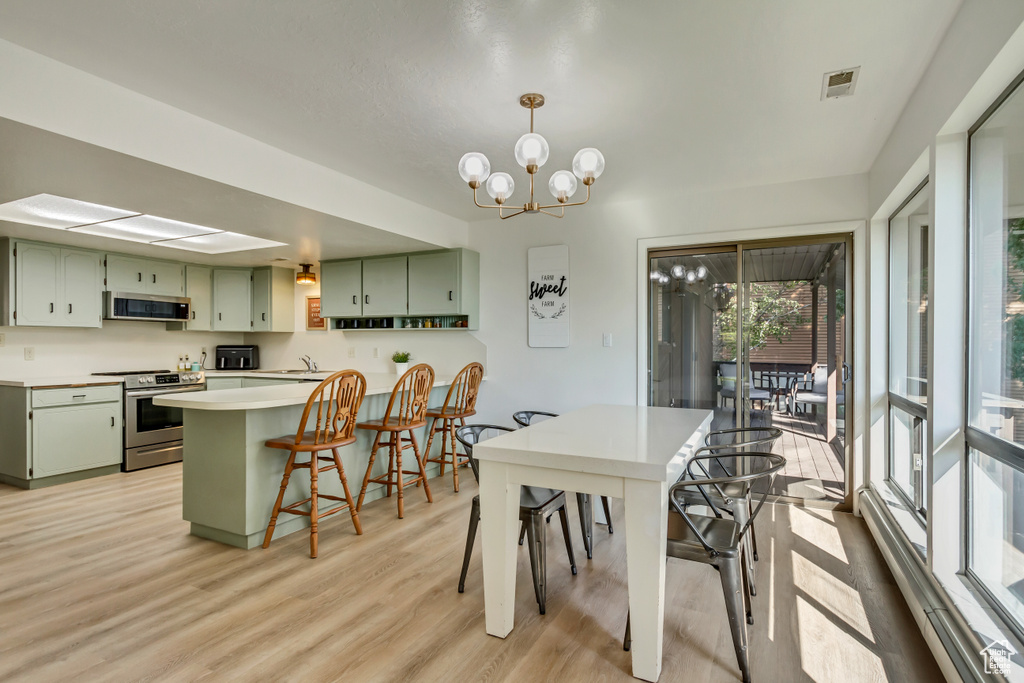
[0,0,962,229]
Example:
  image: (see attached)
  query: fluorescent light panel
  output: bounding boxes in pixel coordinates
[0,193,137,228]
[0,193,287,253]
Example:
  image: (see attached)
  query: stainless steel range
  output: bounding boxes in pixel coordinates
[92,369,206,471]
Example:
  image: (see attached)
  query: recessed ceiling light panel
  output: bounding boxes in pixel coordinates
[158,231,286,254]
[0,193,137,228]
[72,214,221,242]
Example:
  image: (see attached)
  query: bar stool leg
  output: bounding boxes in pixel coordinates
[263,449,298,549]
[409,429,433,503]
[449,418,461,492]
[438,419,450,477]
[394,437,405,519]
[356,432,383,511]
[385,437,397,498]
[424,416,440,472]
[309,453,320,558]
[332,447,362,535]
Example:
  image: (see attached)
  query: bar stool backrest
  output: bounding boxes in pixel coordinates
[382,363,435,426]
[512,410,558,428]
[295,370,368,446]
[438,362,484,414]
[455,424,514,483]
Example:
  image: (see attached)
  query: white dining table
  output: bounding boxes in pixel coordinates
[474,404,713,682]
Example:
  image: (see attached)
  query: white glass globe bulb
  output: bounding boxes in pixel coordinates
[458,152,491,185]
[485,172,515,203]
[514,133,550,169]
[572,147,606,182]
[547,170,578,201]
[695,265,708,281]
[685,270,698,284]
[659,274,670,285]
[670,265,685,279]
[650,270,662,281]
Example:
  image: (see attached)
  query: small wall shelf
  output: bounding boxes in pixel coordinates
[332,315,473,331]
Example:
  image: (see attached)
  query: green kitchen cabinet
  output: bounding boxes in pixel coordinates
[0,384,122,489]
[362,256,408,316]
[0,239,104,328]
[212,268,253,332]
[252,267,295,332]
[407,249,478,318]
[184,265,213,331]
[106,254,184,297]
[319,259,362,317]
[206,377,244,391]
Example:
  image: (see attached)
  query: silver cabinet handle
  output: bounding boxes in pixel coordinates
[72,395,86,400]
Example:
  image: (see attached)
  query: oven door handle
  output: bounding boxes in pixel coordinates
[128,386,206,397]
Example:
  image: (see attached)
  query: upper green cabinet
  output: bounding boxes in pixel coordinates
[362,256,408,316]
[320,248,479,326]
[105,254,184,297]
[320,260,362,317]
[0,239,103,328]
[212,268,253,332]
[252,267,295,332]
[183,265,213,331]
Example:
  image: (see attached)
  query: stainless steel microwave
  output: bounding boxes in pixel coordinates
[104,291,191,322]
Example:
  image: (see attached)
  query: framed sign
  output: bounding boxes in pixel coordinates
[527,244,569,347]
[306,296,326,331]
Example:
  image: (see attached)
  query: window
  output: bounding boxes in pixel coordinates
[888,181,930,515]
[967,73,1024,635]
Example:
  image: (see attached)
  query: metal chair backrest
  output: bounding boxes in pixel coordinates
[293,370,367,446]
[455,424,515,483]
[381,363,434,426]
[719,363,737,393]
[437,362,484,415]
[512,410,558,428]
[671,452,786,555]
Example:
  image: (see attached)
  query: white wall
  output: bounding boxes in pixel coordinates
[0,322,241,378]
[467,173,868,426]
[247,268,486,377]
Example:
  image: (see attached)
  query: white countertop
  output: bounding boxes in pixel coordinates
[0,375,125,388]
[473,405,713,482]
[154,372,459,411]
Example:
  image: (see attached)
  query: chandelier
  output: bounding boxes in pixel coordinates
[457,93,605,219]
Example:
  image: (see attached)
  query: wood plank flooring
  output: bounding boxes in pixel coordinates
[0,464,940,682]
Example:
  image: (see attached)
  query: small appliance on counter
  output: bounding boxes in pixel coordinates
[216,345,260,370]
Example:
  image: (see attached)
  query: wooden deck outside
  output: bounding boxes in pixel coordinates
[711,408,846,504]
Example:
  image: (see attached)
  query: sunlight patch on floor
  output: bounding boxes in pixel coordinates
[796,595,886,682]
[791,505,849,564]
[792,552,873,641]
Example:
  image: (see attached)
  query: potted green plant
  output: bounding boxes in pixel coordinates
[392,351,412,375]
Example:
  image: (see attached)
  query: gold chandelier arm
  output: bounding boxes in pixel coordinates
[537,183,591,210]
[472,186,506,210]
[529,172,535,204]
[538,208,564,218]
[498,206,528,220]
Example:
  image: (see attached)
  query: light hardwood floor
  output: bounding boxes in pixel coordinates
[0,464,941,682]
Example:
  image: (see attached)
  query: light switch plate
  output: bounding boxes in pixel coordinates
[603,333,613,347]
[24,346,34,360]
[373,347,380,359]
[348,347,356,358]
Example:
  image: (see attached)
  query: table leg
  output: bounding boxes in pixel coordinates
[623,478,669,682]
[479,459,520,637]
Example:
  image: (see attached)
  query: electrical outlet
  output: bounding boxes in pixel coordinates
[24,346,35,361]
[201,347,207,355]
[372,347,380,359]
[0,333,5,346]
[348,347,356,358]
[603,333,613,348]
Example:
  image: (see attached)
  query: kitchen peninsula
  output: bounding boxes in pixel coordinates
[155,372,461,549]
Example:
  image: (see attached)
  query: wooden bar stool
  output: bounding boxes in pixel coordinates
[423,362,483,492]
[262,370,367,558]
[356,363,435,519]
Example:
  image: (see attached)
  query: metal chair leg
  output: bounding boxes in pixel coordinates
[576,492,594,559]
[733,501,756,597]
[518,520,527,546]
[749,500,759,562]
[718,556,751,683]
[557,505,577,575]
[525,514,546,614]
[623,611,631,651]
[602,495,614,534]
[458,496,480,593]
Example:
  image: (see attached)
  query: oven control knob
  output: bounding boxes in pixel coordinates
[186,373,195,381]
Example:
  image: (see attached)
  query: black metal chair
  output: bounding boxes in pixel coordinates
[676,427,783,599]
[512,410,614,560]
[625,451,786,683]
[455,425,577,615]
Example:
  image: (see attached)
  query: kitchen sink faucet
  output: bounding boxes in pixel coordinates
[300,355,319,372]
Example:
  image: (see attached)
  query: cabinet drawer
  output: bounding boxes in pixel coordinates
[32,384,122,408]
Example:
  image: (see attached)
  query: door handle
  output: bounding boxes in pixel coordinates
[353,295,357,305]
[448,290,453,301]
[842,362,851,385]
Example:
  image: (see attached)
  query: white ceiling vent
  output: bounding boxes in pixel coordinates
[821,67,860,100]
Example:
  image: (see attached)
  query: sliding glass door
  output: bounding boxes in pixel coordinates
[648,235,852,507]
